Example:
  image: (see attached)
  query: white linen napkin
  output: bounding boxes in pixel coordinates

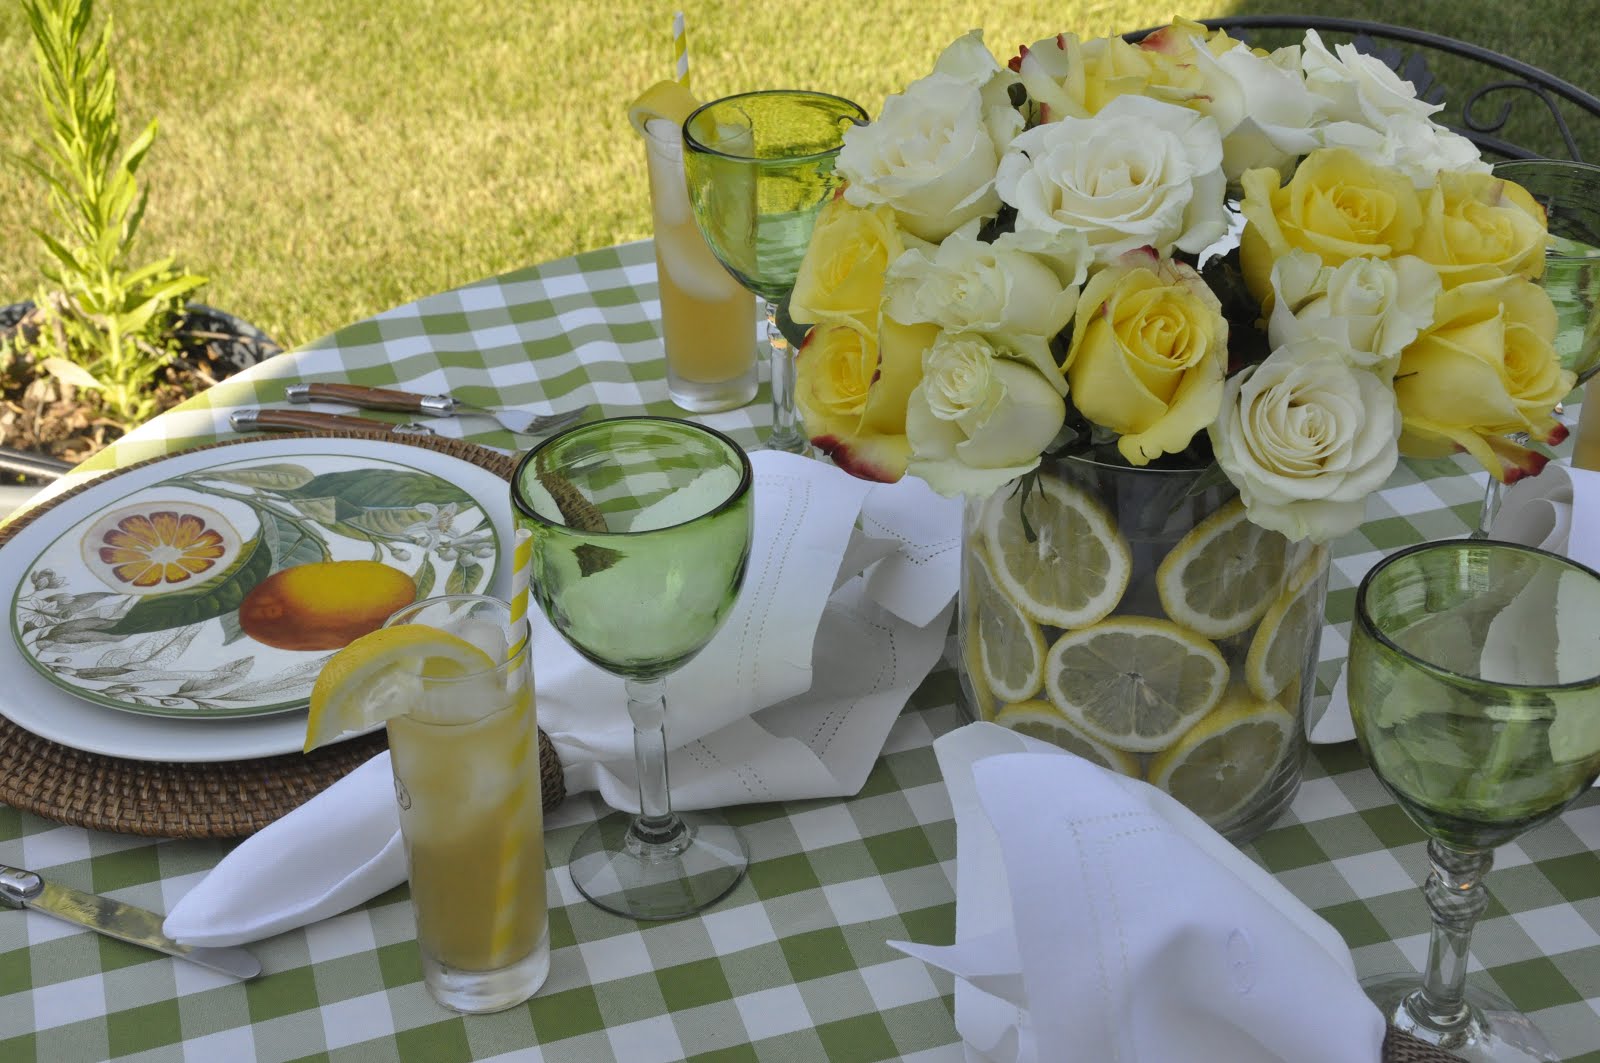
[891,722,1386,1063]
[1311,462,1600,744]
[164,451,963,947]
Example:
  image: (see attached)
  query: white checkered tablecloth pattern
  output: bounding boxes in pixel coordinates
[3,240,1598,1061]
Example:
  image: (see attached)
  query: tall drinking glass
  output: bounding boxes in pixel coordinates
[683,90,867,453]
[1349,540,1600,1061]
[511,416,754,919]
[1473,159,1600,534]
[642,117,759,412]
[382,594,549,1013]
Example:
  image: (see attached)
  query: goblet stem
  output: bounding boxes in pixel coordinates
[764,299,808,455]
[1405,839,1495,1040]
[1471,477,1503,540]
[625,676,687,849]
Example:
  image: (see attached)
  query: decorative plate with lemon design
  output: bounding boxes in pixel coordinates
[10,443,501,719]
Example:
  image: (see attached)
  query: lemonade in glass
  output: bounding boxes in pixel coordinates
[307,594,549,1013]
[639,97,758,412]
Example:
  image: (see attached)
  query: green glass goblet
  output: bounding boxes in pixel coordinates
[1472,158,1600,537]
[683,89,867,454]
[511,416,754,920]
[1349,540,1600,1061]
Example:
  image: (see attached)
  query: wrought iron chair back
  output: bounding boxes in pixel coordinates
[1125,15,1600,162]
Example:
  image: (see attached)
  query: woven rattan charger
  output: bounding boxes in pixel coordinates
[0,431,565,839]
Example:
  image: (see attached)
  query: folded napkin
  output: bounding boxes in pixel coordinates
[892,723,1386,1063]
[1311,462,1600,744]
[165,450,964,946]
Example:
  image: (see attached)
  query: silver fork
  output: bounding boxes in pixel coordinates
[285,383,587,436]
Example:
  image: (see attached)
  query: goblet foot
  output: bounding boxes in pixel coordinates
[569,810,749,921]
[1363,972,1559,1062]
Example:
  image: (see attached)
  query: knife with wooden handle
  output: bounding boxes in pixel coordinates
[0,864,261,979]
[230,409,435,435]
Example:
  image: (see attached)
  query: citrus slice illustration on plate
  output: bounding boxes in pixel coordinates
[80,501,242,595]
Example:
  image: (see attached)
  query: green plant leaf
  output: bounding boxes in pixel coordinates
[107,534,272,635]
[40,355,103,390]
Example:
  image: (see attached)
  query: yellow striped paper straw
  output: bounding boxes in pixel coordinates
[507,526,533,664]
[672,11,690,91]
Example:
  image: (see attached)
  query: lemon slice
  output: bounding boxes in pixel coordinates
[1156,498,1288,638]
[1044,617,1227,752]
[1148,687,1295,824]
[980,475,1132,628]
[305,624,496,753]
[995,700,1139,777]
[1245,545,1329,700]
[969,544,1046,703]
[627,79,701,137]
[961,631,998,721]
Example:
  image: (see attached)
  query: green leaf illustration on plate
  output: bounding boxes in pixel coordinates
[192,463,318,491]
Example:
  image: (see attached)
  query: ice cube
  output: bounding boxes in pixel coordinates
[657,233,737,302]
[448,618,509,664]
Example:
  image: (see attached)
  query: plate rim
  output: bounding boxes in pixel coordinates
[0,433,515,762]
[10,450,501,719]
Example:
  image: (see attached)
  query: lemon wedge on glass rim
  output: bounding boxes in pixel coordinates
[304,624,496,753]
[627,80,701,137]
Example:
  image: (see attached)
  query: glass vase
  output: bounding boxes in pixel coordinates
[955,452,1328,843]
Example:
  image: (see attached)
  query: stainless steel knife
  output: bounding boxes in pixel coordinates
[0,864,261,979]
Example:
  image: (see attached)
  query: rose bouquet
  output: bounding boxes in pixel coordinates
[788,20,1572,837]
[790,20,1569,540]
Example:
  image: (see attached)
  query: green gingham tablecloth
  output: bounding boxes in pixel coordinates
[3,239,1599,1062]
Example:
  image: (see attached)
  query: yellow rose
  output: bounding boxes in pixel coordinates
[1064,252,1227,465]
[1410,171,1548,288]
[790,196,903,331]
[1395,275,1573,481]
[1016,21,1238,123]
[1239,148,1426,302]
[795,314,939,481]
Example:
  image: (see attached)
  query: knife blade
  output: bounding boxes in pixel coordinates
[0,864,261,979]
[230,408,435,435]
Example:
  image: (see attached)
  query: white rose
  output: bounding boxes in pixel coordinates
[1317,113,1489,187]
[1300,30,1488,185]
[995,94,1229,263]
[1267,250,1441,376]
[1183,42,1322,180]
[931,29,1025,149]
[839,73,1005,242]
[1209,338,1401,542]
[1301,29,1440,126]
[906,333,1066,497]
[881,223,1088,392]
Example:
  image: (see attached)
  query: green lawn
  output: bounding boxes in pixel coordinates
[1,0,1596,350]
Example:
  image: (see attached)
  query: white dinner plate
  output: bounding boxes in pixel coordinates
[0,437,513,762]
